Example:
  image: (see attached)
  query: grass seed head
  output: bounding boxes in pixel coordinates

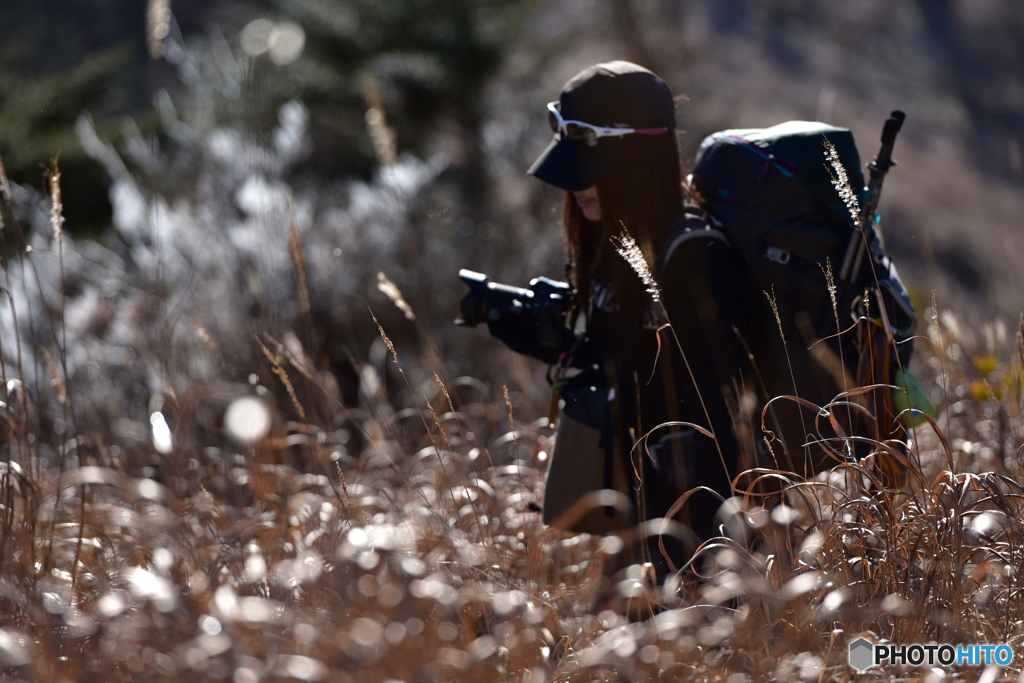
[362,74,397,167]
[503,384,514,433]
[377,272,415,320]
[47,163,65,240]
[0,149,11,205]
[372,311,399,364]
[147,0,171,59]
[823,138,860,228]
[821,258,841,339]
[612,228,660,303]
[764,286,785,344]
[259,338,307,421]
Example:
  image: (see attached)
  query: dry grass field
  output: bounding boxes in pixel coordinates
[3,148,1024,681]
[3,7,1024,677]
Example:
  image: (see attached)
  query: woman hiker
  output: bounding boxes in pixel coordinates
[460,61,761,581]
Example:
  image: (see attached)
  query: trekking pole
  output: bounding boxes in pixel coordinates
[839,110,906,282]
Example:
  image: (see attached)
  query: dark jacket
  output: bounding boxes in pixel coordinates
[488,213,756,569]
[576,218,753,551]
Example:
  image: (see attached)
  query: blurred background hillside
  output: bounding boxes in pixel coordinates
[2,0,1023,399]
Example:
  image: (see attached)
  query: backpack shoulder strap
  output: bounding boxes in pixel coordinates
[658,208,730,270]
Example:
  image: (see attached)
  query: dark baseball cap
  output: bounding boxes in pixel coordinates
[528,61,676,192]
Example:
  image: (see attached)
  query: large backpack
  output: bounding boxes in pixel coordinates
[674,120,916,474]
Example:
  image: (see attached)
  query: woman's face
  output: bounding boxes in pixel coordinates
[573,186,601,222]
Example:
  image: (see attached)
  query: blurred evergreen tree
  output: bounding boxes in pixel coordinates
[247,0,536,208]
[0,0,536,235]
[0,0,152,234]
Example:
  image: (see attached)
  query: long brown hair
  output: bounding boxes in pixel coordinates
[563,132,690,314]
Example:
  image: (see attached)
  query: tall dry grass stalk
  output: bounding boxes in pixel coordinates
[258,337,307,421]
[0,150,10,232]
[763,285,812,453]
[371,311,399,366]
[46,164,65,240]
[362,74,398,167]
[377,272,415,321]
[0,153,10,203]
[288,217,311,316]
[147,0,172,59]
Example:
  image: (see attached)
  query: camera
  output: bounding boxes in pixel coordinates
[455,269,575,359]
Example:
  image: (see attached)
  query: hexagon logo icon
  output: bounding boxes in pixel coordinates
[848,637,875,672]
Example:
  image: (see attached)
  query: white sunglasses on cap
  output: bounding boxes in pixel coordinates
[547,101,668,147]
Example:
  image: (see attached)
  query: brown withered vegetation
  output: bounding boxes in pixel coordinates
[3,143,1024,683]
[4,273,1024,683]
